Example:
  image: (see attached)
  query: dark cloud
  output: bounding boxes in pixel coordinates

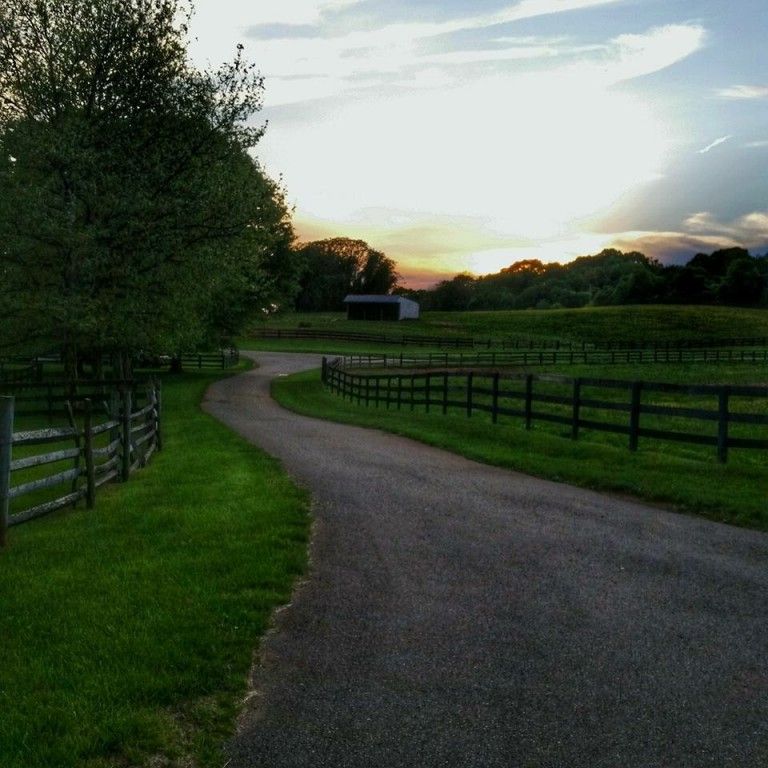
[608,232,768,265]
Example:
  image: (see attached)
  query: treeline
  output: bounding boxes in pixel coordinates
[293,238,399,311]
[0,0,298,380]
[401,248,768,311]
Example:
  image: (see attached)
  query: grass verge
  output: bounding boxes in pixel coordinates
[273,368,767,531]
[0,368,309,768]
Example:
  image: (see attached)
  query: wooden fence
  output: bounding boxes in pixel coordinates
[322,358,768,464]
[0,381,161,547]
[335,346,768,370]
[178,348,240,370]
[0,347,239,383]
[256,327,768,352]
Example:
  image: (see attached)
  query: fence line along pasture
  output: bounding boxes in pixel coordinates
[336,346,768,370]
[256,327,768,352]
[0,347,240,384]
[0,381,162,547]
[178,348,240,370]
[321,357,768,464]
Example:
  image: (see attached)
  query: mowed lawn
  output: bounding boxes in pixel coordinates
[273,364,768,530]
[0,369,309,768]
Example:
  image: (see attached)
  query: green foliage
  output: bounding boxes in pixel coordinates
[294,237,399,311]
[0,369,309,767]
[406,248,768,311]
[0,0,297,372]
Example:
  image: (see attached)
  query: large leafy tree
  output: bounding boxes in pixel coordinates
[0,0,295,376]
[294,238,399,311]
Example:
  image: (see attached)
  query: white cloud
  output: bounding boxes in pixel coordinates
[253,21,705,108]
[683,211,768,242]
[745,140,768,149]
[602,24,706,85]
[717,84,768,100]
[697,135,731,154]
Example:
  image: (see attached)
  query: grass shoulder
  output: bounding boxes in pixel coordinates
[0,366,310,768]
[272,368,767,531]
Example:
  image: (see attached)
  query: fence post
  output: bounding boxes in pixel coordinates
[467,372,473,418]
[154,381,163,452]
[572,378,582,440]
[629,382,642,452]
[525,375,533,430]
[717,387,730,464]
[83,399,96,509]
[321,357,327,385]
[121,389,132,481]
[442,373,448,415]
[425,373,431,413]
[0,397,14,548]
[492,372,499,424]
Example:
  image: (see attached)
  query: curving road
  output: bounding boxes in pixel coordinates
[203,351,768,768]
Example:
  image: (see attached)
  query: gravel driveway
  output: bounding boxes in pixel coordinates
[203,351,768,768]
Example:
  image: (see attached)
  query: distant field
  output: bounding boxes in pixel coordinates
[262,304,768,529]
[244,305,768,351]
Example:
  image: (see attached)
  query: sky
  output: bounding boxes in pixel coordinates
[188,0,768,287]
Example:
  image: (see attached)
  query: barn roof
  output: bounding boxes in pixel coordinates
[343,294,412,304]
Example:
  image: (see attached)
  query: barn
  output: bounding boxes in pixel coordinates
[343,295,420,321]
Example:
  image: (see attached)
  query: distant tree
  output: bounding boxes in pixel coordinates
[0,0,295,377]
[294,238,399,311]
[429,273,476,311]
[717,257,765,306]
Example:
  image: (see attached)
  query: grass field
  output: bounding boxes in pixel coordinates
[0,368,309,768]
[272,361,768,531]
[244,305,768,351]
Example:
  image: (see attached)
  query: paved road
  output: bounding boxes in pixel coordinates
[204,352,768,768]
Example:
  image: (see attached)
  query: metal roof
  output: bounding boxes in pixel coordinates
[343,295,416,305]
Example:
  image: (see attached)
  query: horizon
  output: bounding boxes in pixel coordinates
[189,1,768,289]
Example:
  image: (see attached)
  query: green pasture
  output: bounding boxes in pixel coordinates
[273,366,768,530]
[245,305,768,350]
[0,368,310,768]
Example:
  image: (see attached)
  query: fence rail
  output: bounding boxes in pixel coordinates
[0,381,161,547]
[322,358,768,464]
[0,347,239,383]
[336,346,768,369]
[256,327,768,352]
[178,348,240,369]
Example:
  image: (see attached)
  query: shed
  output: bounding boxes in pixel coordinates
[343,295,420,321]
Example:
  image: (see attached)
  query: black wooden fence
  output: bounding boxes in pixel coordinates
[336,346,768,369]
[0,381,161,547]
[322,358,768,464]
[178,348,240,370]
[257,327,768,352]
[0,348,240,384]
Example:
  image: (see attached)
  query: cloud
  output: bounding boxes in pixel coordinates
[745,140,768,149]
[717,84,768,100]
[697,135,731,154]
[683,210,768,242]
[245,0,361,27]
[254,18,705,109]
[607,231,743,264]
[604,212,768,264]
